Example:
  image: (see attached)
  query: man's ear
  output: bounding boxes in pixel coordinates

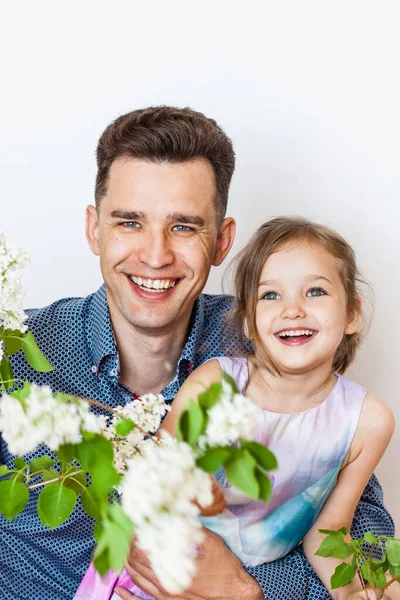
[86,205,100,256]
[344,298,362,335]
[212,217,236,267]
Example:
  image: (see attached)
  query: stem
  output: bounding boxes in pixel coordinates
[369,542,377,596]
[28,470,82,490]
[381,573,400,592]
[84,397,158,444]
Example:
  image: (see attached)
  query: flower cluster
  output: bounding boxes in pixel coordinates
[0,385,103,455]
[120,433,213,593]
[198,379,259,448]
[0,232,30,333]
[100,393,170,472]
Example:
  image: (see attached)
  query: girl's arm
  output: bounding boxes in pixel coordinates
[302,392,395,600]
[160,359,223,437]
[160,359,227,516]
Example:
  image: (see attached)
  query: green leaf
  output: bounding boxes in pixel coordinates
[29,456,55,475]
[115,418,135,437]
[330,562,357,589]
[386,539,400,567]
[93,549,110,577]
[176,409,189,442]
[94,513,132,574]
[81,486,103,520]
[37,482,77,529]
[196,447,231,472]
[222,371,239,394]
[42,468,60,482]
[108,503,133,534]
[389,563,400,578]
[56,444,77,465]
[186,399,204,445]
[360,561,374,586]
[0,358,14,391]
[0,465,11,478]
[77,435,114,472]
[64,472,87,494]
[254,468,273,503]
[315,532,353,559]
[363,531,377,544]
[319,527,348,535]
[91,463,120,497]
[0,479,29,519]
[197,382,223,410]
[14,457,27,470]
[22,331,54,373]
[225,449,259,499]
[371,568,387,588]
[241,441,278,471]
[2,331,24,355]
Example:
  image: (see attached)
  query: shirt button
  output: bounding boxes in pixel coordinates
[91,365,97,373]
[110,368,118,377]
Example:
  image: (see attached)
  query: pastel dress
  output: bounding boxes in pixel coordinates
[73,356,366,599]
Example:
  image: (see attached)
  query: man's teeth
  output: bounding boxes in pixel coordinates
[129,276,177,291]
[278,329,314,338]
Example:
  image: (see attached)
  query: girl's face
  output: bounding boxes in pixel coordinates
[254,241,358,376]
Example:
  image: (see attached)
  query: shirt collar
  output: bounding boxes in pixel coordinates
[85,284,205,380]
[86,284,117,371]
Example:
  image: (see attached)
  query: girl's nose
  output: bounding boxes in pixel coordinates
[280,300,306,320]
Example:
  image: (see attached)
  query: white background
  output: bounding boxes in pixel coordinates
[1,1,399,527]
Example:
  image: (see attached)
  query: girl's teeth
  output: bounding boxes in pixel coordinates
[278,329,314,337]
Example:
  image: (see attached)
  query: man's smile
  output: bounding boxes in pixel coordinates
[128,275,181,294]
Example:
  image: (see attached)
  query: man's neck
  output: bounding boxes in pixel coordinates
[110,310,192,396]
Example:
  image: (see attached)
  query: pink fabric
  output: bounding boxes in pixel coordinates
[73,564,154,600]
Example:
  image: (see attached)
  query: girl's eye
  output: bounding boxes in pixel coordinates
[307,287,326,297]
[262,291,281,300]
[122,221,141,228]
[172,225,193,232]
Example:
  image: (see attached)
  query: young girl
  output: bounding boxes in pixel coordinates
[76,217,394,600]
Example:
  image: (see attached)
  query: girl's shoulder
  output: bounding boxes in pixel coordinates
[348,390,394,463]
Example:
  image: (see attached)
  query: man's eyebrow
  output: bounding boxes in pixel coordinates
[110,210,146,219]
[167,213,205,226]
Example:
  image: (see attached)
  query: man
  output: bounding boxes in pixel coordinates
[1,106,394,600]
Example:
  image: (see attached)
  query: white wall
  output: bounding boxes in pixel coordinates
[1,1,399,527]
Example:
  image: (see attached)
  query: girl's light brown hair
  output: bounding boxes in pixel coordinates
[225,216,370,374]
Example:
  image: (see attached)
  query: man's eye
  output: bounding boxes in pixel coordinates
[262,291,281,300]
[122,221,141,228]
[307,287,326,297]
[172,225,193,232]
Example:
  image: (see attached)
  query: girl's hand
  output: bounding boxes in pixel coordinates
[197,475,227,517]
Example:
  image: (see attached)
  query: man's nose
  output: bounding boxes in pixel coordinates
[137,230,174,269]
[280,297,306,320]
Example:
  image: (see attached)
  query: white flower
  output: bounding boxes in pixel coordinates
[0,233,30,333]
[198,379,259,448]
[99,393,170,472]
[120,434,213,593]
[0,385,104,456]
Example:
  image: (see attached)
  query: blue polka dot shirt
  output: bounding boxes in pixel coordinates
[0,285,394,600]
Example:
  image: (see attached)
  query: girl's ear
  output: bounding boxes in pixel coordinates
[344,298,362,335]
[243,317,251,340]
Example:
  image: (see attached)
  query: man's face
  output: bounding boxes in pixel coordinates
[86,158,235,335]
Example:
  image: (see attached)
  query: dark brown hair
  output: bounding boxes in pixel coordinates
[95,106,235,223]
[226,216,370,374]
